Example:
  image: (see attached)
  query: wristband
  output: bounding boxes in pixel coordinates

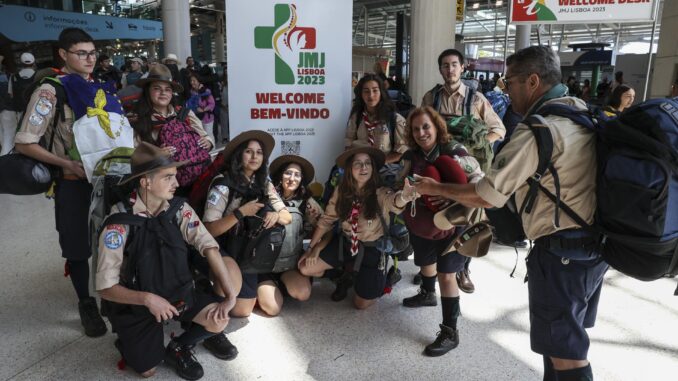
[233,209,244,221]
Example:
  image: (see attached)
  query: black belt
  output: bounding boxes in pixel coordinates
[535,233,598,251]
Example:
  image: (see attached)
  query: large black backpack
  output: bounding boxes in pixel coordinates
[102,197,195,305]
[488,99,678,293]
[213,175,287,274]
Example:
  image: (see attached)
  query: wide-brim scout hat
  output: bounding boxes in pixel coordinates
[443,222,493,258]
[269,154,315,185]
[221,130,275,165]
[433,202,482,230]
[336,145,385,170]
[135,64,183,93]
[120,142,189,185]
[163,53,179,63]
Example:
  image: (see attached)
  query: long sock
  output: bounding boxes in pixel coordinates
[441,296,460,329]
[543,356,557,381]
[556,364,593,381]
[175,324,217,347]
[422,274,437,293]
[67,260,90,300]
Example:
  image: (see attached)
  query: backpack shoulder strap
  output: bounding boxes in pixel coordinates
[164,197,187,225]
[464,86,476,116]
[431,84,444,112]
[387,111,397,138]
[520,115,556,218]
[177,106,191,122]
[537,103,598,131]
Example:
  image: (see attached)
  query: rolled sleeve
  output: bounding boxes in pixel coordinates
[475,179,510,208]
[393,114,408,154]
[315,189,339,236]
[475,93,506,139]
[187,110,214,147]
[179,203,219,256]
[203,184,229,222]
[96,223,129,291]
[267,182,286,212]
[14,83,58,145]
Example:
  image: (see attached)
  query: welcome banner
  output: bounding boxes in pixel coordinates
[226,0,352,183]
[510,0,657,24]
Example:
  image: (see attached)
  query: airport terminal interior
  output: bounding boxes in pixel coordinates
[1,0,677,380]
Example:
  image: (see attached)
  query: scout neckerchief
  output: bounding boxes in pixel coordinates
[350,200,361,256]
[361,112,379,147]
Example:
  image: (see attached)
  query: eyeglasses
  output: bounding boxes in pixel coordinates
[67,50,99,60]
[351,160,373,169]
[498,74,523,92]
[282,170,302,180]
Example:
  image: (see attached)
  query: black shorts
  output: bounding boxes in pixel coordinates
[410,233,466,274]
[108,288,222,374]
[54,179,92,261]
[318,232,389,300]
[527,243,608,360]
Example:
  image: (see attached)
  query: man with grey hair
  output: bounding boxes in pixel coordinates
[413,45,605,381]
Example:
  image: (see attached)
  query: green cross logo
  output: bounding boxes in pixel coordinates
[255,3,317,85]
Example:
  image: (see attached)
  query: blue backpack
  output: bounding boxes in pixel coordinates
[517,99,678,293]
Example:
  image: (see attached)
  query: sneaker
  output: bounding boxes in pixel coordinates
[412,272,422,285]
[203,332,238,360]
[386,266,402,287]
[402,288,438,308]
[165,340,204,381]
[456,269,475,294]
[78,297,107,337]
[424,324,459,357]
[331,272,354,302]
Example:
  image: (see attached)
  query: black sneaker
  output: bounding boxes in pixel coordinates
[386,266,402,287]
[331,272,354,302]
[203,332,238,360]
[78,297,107,337]
[424,324,459,357]
[412,272,422,285]
[402,288,438,308]
[165,341,204,381]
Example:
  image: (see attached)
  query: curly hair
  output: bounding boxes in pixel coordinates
[404,106,451,149]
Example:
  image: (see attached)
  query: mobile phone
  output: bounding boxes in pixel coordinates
[406,175,416,183]
[173,300,187,315]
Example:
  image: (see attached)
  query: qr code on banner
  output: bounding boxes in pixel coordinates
[281,141,300,155]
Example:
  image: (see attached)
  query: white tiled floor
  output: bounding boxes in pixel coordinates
[1,193,677,381]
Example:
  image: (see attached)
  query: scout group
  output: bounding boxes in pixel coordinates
[10,28,605,381]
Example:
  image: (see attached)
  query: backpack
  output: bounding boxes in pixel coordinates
[491,99,678,293]
[102,197,195,307]
[11,72,36,112]
[88,148,134,289]
[484,90,510,119]
[188,149,225,216]
[156,106,211,187]
[211,175,287,274]
[432,84,494,173]
[0,75,66,195]
[271,198,306,273]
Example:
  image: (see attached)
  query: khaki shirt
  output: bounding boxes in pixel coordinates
[202,175,287,223]
[421,82,506,139]
[344,113,408,154]
[95,196,218,291]
[315,187,405,242]
[14,81,79,176]
[475,97,596,240]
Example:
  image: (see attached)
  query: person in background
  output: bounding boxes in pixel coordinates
[122,57,143,88]
[94,54,122,88]
[186,74,216,144]
[603,84,635,117]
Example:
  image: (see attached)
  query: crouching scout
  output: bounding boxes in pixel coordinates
[96,142,238,380]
